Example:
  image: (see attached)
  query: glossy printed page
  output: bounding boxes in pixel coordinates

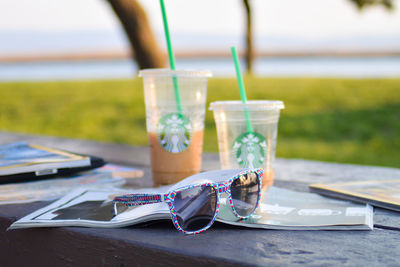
[216,187,373,230]
[9,188,171,230]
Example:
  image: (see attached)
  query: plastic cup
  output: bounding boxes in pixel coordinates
[139,69,212,186]
[209,100,284,189]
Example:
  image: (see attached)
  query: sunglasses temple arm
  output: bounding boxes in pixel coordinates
[113,193,164,215]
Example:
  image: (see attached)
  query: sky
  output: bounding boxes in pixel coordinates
[0,0,399,54]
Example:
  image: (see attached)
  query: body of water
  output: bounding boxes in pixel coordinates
[1,57,400,81]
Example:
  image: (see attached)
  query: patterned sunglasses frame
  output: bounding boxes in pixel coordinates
[113,168,263,235]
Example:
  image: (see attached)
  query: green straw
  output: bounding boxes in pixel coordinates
[159,0,182,114]
[231,46,253,133]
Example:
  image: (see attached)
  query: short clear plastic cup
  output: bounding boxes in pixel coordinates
[139,69,212,186]
[209,100,284,189]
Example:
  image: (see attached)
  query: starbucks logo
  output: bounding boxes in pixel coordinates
[232,132,267,168]
[157,113,193,153]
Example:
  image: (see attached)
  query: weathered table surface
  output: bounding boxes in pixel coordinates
[1,131,400,266]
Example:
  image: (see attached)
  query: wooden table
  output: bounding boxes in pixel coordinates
[1,131,400,266]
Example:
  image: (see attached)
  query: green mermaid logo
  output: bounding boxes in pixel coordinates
[232,132,267,168]
[157,113,193,153]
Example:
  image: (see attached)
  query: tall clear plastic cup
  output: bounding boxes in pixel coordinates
[209,100,284,189]
[139,69,212,186]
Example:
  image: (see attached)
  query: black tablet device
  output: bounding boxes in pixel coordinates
[0,142,105,184]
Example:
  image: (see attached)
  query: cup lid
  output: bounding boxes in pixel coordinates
[209,100,284,111]
[139,68,212,77]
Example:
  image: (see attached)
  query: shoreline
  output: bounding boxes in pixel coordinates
[1,50,400,63]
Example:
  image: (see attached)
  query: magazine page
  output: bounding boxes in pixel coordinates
[216,187,373,230]
[0,142,90,175]
[94,164,144,179]
[9,187,171,230]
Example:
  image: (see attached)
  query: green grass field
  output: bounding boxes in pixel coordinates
[0,77,399,168]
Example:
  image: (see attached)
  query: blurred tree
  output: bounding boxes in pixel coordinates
[242,0,253,74]
[349,0,394,9]
[106,0,165,69]
[241,0,394,75]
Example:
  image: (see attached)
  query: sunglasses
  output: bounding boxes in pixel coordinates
[113,168,262,234]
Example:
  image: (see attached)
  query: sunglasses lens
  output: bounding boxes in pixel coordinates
[174,185,217,232]
[230,172,260,217]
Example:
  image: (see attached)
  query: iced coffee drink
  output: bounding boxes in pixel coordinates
[139,69,211,186]
[209,100,284,190]
[148,130,203,185]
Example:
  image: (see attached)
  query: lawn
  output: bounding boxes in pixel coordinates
[0,77,399,168]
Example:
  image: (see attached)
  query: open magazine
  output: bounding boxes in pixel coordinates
[10,170,373,230]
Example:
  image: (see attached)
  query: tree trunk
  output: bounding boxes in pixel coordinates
[242,0,253,74]
[106,0,165,69]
